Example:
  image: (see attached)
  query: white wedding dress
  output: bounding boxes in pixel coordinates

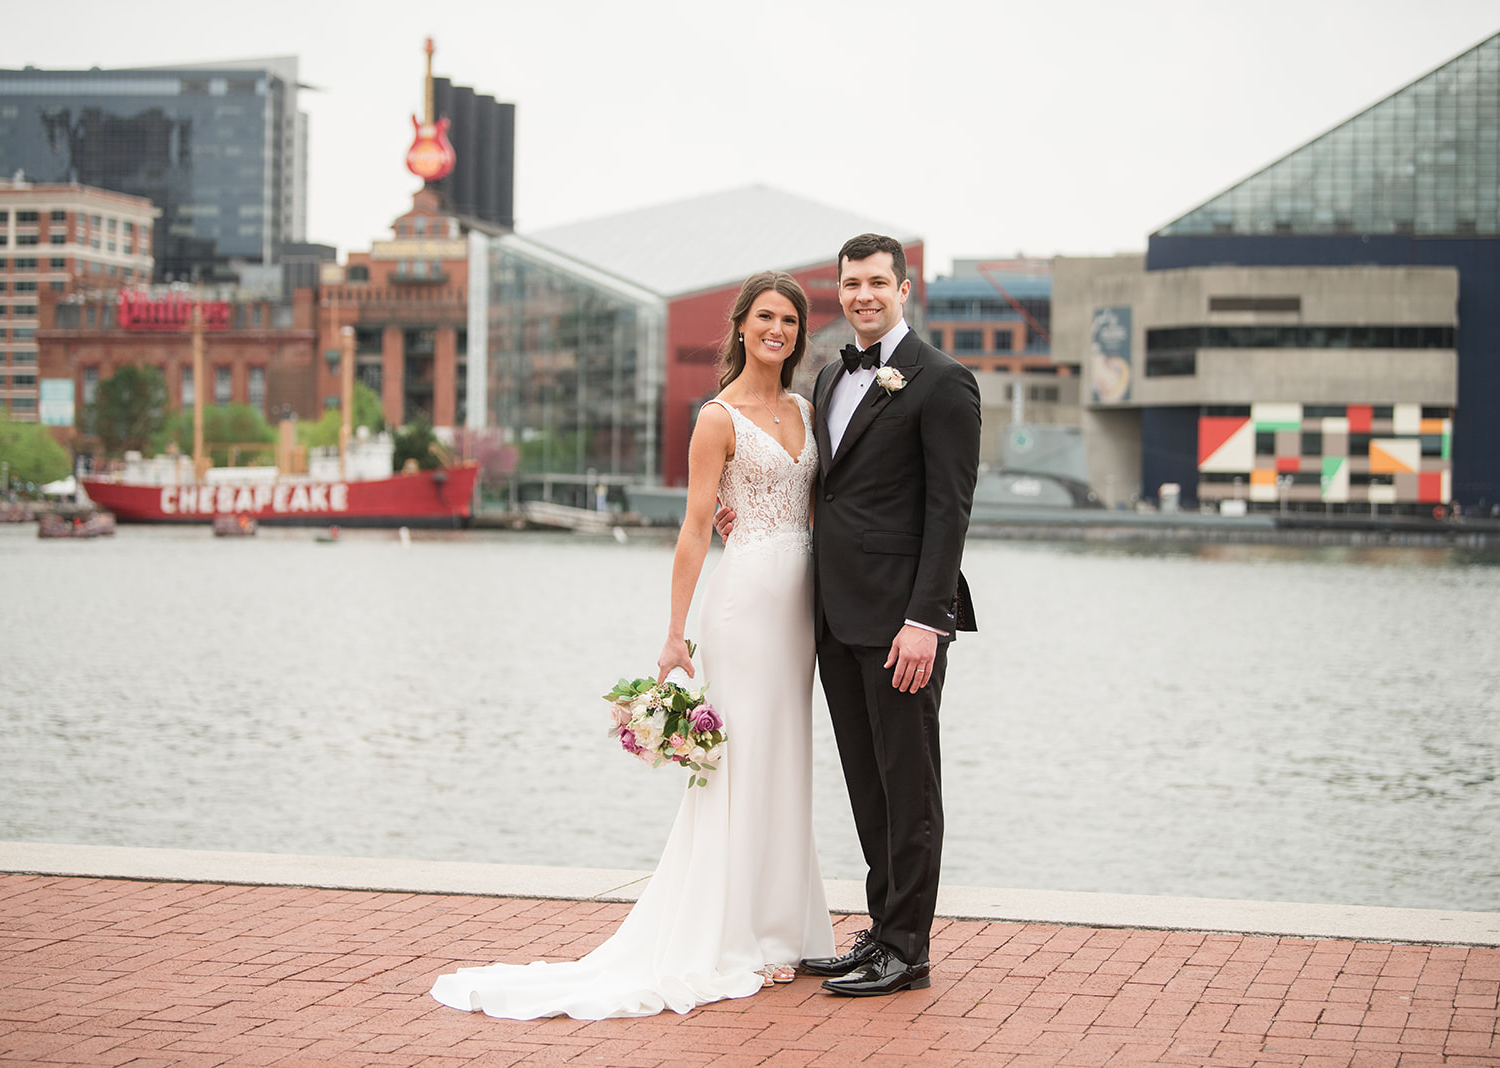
[430,394,834,1020]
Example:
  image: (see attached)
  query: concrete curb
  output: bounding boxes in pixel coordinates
[4,840,1497,947]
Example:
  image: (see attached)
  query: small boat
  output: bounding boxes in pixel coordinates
[213,514,258,537]
[38,512,116,539]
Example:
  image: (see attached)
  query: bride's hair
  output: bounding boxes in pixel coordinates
[717,271,810,391]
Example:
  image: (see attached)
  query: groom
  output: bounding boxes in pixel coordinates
[799,234,981,995]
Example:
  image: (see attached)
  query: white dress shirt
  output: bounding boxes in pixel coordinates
[827,318,909,457]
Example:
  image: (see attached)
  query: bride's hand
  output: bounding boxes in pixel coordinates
[657,637,695,684]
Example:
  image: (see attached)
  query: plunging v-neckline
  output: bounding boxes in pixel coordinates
[722,398,809,465]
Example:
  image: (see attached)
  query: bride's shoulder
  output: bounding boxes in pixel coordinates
[695,396,737,436]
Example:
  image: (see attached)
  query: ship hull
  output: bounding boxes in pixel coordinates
[81,465,479,527]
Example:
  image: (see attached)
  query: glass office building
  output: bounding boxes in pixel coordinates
[1148,32,1500,506]
[1160,34,1498,238]
[0,59,307,283]
[472,233,665,500]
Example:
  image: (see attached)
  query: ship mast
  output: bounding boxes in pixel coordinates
[192,303,206,480]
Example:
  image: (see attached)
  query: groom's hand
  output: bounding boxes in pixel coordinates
[713,503,737,539]
[886,625,938,693]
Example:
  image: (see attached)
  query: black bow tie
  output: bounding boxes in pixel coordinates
[840,342,881,374]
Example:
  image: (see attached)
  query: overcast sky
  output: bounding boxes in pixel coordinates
[5,1,1496,279]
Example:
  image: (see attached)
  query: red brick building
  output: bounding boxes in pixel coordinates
[36,289,319,445]
[2,178,158,422]
[315,189,487,430]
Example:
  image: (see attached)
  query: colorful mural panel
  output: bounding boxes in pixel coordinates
[1197,402,1454,507]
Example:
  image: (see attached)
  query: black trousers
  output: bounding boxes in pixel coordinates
[817,633,946,965]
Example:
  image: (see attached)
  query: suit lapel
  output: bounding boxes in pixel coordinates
[829,333,926,469]
[815,363,840,477]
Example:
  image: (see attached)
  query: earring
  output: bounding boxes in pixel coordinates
[738,333,744,343]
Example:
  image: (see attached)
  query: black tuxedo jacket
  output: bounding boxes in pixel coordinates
[811,330,982,647]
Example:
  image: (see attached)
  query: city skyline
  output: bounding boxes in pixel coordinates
[3,0,1496,278]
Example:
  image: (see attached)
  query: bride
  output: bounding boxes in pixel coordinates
[430,271,834,1020]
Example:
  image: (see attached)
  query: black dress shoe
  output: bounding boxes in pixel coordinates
[820,945,930,997]
[799,928,880,977]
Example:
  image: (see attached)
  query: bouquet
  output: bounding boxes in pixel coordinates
[605,646,725,788]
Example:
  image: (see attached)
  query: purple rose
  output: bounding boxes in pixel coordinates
[619,728,644,755]
[690,703,722,733]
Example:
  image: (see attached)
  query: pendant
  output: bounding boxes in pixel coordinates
[773,416,780,423]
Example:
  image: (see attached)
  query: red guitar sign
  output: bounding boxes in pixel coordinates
[406,114,456,182]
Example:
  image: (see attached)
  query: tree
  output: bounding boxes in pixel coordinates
[296,382,386,450]
[88,365,167,457]
[164,403,277,467]
[0,412,72,488]
[392,417,443,471]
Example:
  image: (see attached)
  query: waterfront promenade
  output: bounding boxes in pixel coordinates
[2,845,1498,1066]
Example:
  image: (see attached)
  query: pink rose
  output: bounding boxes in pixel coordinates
[609,702,632,729]
[690,703,722,733]
[619,729,644,755]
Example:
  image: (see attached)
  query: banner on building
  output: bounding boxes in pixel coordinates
[39,378,75,427]
[1089,307,1132,404]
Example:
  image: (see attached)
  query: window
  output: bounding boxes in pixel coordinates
[16,211,38,223]
[953,330,982,352]
[929,329,943,348]
[214,367,232,406]
[16,235,38,246]
[1145,352,1196,376]
[13,281,36,292]
[1147,324,1455,352]
[50,234,66,245]
[12,374,36,388]
[50,258,65,269]
[346,264,369,282]
[82,367,99,405]
[993,330,1013,351]
[10,397,35,412]
[14,258,36,269]
[1029,385,1059,403]
[1301,432,1323,456]
[248,367,265,409]
[15,305,37,317]
[50,211,66,223]
[181,367,194,403]
[1208,296,1301,313]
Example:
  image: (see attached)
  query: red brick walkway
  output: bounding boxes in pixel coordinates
[1,875,1497,1066]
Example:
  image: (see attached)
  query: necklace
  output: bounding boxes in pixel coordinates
[746,382,782,424]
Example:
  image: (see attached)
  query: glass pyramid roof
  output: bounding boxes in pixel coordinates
[1157,33,1499,238]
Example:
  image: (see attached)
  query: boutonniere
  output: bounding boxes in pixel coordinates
[874,366,906,396]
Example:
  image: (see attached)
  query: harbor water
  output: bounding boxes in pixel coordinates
[2,523,1497,912]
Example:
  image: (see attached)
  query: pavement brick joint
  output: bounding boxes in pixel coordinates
[1,876,1497,1066]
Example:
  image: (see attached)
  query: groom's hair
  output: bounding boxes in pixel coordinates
[837,233,908,286]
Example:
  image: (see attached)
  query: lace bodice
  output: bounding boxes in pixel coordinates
[707,396,816,553]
